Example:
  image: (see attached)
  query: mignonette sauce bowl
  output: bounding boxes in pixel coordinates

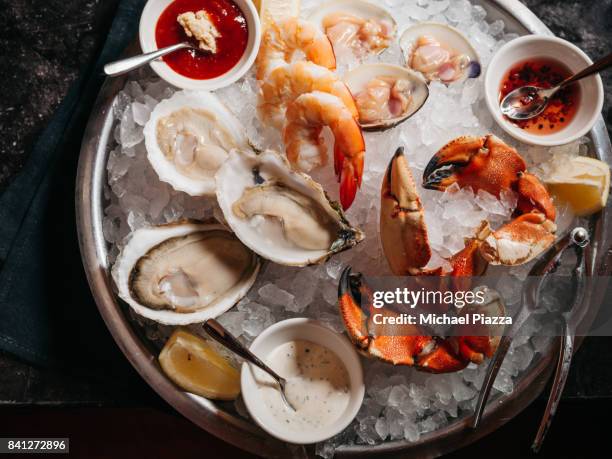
[485,35,603,147]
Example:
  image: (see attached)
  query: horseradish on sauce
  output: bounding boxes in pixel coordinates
[258,340,351,431]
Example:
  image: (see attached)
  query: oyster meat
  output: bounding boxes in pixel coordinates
[216,149,364,266]
[112,222,259,325]
[144,90,248,196]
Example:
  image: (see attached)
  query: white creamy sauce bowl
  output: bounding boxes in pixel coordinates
[241,318,365,444]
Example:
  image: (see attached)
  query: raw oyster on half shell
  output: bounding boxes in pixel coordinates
[112,221,259,325]
[215,149,364,266]
[144,90,248,196]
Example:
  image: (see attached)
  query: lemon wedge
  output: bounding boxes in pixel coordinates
[544,156,610,217]
[259,0,301,30]
[159,329,240,400]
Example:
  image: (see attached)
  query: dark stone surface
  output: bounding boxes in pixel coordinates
[521,0,612,130]
[0,0,611,422]
[0,0,119,189]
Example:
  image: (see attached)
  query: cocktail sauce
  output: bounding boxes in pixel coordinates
[499,58,580,135]
[155,0,248,80]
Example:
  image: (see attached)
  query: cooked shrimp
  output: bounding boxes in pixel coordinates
[256,18,336,81]
[284,92,365,209]
[259,61,358,127]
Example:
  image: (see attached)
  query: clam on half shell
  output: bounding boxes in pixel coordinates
[308,0,397,55]
[399,22,481,83]
[112,222,260,325]
[144,90,249,196]
[215,149,364,266]
[344,63,429,131]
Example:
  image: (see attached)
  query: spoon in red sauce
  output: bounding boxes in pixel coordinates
[500,51,612,121]
[104,42,197,76]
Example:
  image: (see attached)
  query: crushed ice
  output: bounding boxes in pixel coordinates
[100,0,588,456]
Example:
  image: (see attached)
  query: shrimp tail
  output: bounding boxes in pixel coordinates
[340,161,359,210]
[334,143,345,181]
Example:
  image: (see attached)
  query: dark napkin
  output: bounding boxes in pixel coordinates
[0,0,147,366]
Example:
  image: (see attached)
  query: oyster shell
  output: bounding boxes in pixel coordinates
[308,0,396,56]
[144,90,248,196]
[399,22,481,84]
[344,63,429,131]
[112,221,259,325]
[215,149,364,266]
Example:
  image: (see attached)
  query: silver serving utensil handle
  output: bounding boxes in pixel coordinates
[531,227,589,452]
[470,227,589,429]
[531,321,574,453]
[203,319,297,411]
[104,42,193,76]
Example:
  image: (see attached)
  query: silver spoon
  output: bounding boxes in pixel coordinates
[203,319,297,412]
[500,52,612,120]
[103,42,197,77]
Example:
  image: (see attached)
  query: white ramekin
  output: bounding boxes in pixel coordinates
[485,35,604,146]
[240,318,365,444]
[139,0,261,90]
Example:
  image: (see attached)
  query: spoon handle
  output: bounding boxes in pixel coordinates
[103,42,191,77]
[203,319,284,383]
[560,51,612,88]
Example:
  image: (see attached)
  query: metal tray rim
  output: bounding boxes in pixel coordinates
[75,1,612,457]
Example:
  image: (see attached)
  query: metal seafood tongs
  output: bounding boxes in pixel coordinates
[470,226,591,451]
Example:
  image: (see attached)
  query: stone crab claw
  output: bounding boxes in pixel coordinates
[422,135,557,266]
[337,267,504,373]
[380,146,488,276]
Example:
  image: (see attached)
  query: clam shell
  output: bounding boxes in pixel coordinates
[344,63,429,131]
[144,90,248,196]
[308,0,397,55]
[215,149,364,266]
[112,221,260,325]
[399,22,481,83]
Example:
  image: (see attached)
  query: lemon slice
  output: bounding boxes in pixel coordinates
[259,0,301,31]
[544,156,610,216]
[159,329,240,400]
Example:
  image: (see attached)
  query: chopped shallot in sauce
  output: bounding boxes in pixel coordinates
[499,58,580,135]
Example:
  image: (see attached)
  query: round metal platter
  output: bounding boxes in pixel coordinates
[76,0,612,457]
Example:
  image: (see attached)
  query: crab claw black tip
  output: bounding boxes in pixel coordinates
[338,266,363,304]
[422,155,459,190]
[385,147,404,186]
[423,155,442,189]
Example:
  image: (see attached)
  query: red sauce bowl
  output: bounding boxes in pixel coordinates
[485,35,603,146]
[139,0,261,90]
